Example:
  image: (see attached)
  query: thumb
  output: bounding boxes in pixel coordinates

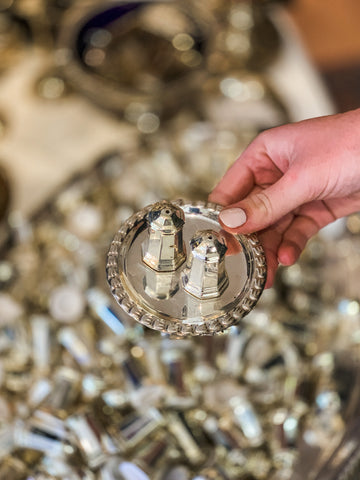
[218,174,307,234]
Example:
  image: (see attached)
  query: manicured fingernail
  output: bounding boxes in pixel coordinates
[219,208,247,228]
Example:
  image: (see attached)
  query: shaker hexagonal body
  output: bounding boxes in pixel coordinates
[142,202,186,272]
[183,229,228,299]
[143,267,179,300]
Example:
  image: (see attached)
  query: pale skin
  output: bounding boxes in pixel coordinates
[209,108,360,288]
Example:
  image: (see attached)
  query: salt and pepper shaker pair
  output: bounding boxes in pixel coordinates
[142,201,228,300]
[107,198,266,335]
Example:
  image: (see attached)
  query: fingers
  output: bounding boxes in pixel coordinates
[278,201,336,265]
[209,126,292,207]
[218,172,308,235]
[258,213,294,289]
[264,252,278,289]
[278,216,320,266]
[221,230,243,256]
[252,201,337,286]
[258,230,280,289]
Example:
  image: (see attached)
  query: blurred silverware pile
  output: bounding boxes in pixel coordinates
[0,1,359,479]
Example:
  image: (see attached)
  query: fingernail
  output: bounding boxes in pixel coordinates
[219,208,247,228]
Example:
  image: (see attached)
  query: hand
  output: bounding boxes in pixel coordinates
[209,109,360,288]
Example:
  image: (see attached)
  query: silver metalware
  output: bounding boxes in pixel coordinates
[106,199,266,336]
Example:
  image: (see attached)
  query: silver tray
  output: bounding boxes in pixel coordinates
[106,199,267,336]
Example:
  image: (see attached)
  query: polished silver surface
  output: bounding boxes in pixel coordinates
[144,267,179,301]
[183,229,228,299]
[142,201,186,272]
[106,200,267,336]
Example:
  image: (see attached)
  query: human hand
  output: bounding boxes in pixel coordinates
[209,109,360,288]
